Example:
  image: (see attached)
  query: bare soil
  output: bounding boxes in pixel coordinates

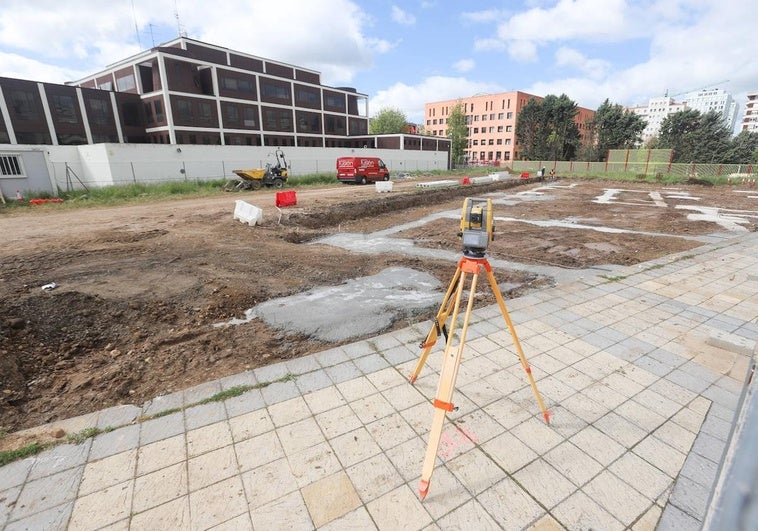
[1,176,755,444]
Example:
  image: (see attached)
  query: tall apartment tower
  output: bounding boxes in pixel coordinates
[739,92,758,133]
[682,88,739,132]
[424,91,594,163]
[628,97,687,143]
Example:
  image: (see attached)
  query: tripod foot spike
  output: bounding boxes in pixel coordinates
[543,410,552,425]
[418,480,430,500]
[409,374,417,384]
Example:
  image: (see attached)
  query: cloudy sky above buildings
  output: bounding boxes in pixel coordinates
[0,0,755,123]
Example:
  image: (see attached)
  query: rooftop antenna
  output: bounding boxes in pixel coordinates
[174,0,187,37]
[148,23,156,47]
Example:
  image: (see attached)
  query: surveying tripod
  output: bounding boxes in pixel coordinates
[409,254,551,500]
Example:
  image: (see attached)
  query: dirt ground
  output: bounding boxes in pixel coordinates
[1,176,756,443]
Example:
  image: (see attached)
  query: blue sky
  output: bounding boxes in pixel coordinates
[1,0,755,124]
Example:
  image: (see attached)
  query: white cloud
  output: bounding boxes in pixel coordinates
[508,40,538,63]
[0,0,391,86]
[453,59,475,73]
[554,47,610,80]
[370,76,504,123]
[391,5,416,26]
[461,8,509,24]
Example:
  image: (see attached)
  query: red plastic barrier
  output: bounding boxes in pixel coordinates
[461,177,471,185]
[520,172,530,179]
[29,198,64,205]
[275,190,297,207]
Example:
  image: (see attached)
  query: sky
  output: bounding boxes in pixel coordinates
[0,0,756,126]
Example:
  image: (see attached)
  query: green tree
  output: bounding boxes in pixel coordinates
[369,107,407,134]
[515,98,544,160]
[446,102,468,165]
[658,109,731,163]
[515,94,581,160]
[723,130,758,163]
[587,99,647,161]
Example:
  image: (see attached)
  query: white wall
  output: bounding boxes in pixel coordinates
[42,144,450,189]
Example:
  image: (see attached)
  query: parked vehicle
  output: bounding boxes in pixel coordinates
[336,157,390,184]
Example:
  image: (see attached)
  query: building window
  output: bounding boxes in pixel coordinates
[507,112,513,119]
[497,126,503,132]
[176,100,193,122]
[144,102,154,124]
[506,125,513,132]
[496,139,502,145]
[505,138,511,145]
[473,127,479,134]
[488,139,494,145]
[0,155,23,177]
[324,94,345,111]
[225,105,239,125]
[489,114,495,120]
[489,127,494,133]
[198,102,212,123]
[481,114,487,121]
[498,113,504,119]
[473,140,478,146]
[243,107,257,127]
[88,99,111,125]
[116,74,136,91]
[504,151,510,160]
[295,88,319,106]
[473,116,479,122]
[9,90,39,120]
[52,94,78,124]
[154,100,164,122]
[99,81,113,90]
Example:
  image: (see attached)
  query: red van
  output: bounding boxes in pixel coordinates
[336,157,390,184]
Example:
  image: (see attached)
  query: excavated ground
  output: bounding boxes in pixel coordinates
[1,176,756,445]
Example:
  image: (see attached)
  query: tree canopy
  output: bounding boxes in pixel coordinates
[369,107,407,134]
[446,102,468,165]
[586,99,647,161]
[515,94,581,160]
[658,109,732,163]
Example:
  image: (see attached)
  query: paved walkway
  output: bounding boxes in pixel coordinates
[1,232,756,531]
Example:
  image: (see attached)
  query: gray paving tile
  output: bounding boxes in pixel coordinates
[381,344,417,365]
[667,368,711,394]
[353,353,391,374]
[89,424,140,461]
[183,380,222,405]
[3,500,73,531]
[633,354,674,377]
[284,354,321,375]
[139,411,185,445]
[701,384,740,409]
[224,388,265,418]
[184,401,226,431]
[253,361,291,383]
[141,391,184,418]
[219,370,258,390]
[0,457,34,491]
[680,451,718,489]
[326,361,362,384]
[260,379,301,405]
[9,466,83,522]
[95,405,141,430]
[668,475,710,520]
[27,440,91,481]
[699,413,734,441]
[691,432,727,463]
[295,369,333,393]
[315,347,350,367]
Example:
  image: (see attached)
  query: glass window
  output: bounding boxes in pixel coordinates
[10,90,39,120]
[88,99,111,125]
[507,112,513,119]
[199,102,212,123]
[116,74,136,91]
[225,105,239,125]
[243,107,257,127]
[154,100,164,122]
[497,126,503,132]
[506,125,513,132]
[489,114,495,120]
[144,102,154,124]
[498,113,504,119]
[176,100,192,122]
[52,94,78,124]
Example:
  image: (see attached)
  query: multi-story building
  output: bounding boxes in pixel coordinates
[628,96,687,143]
[739,91,758,133]
[681,88,739,132]
[424,91,594,163]
[628,88,740,141]
[0,37,375,149]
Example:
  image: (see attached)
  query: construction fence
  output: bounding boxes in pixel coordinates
[501,150,754,180]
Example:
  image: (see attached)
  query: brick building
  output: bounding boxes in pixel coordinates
[424,91,594,163]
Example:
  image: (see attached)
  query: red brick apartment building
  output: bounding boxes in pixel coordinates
[425,92,594,163]
[0,37,383,149]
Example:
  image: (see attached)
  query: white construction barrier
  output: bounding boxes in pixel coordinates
[233,200,263,226]
[416,180,458,189]
[375,181,393,192]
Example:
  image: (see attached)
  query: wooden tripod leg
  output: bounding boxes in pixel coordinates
[419,268,480,500]
[409,263,462,384]
[484,263,551,424]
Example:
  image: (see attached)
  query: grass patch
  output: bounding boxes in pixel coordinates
[601,275,628,282]
[0,442,49,466]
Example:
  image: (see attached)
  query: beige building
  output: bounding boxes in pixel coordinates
[739,91,758,133]
[424,91,594,163]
